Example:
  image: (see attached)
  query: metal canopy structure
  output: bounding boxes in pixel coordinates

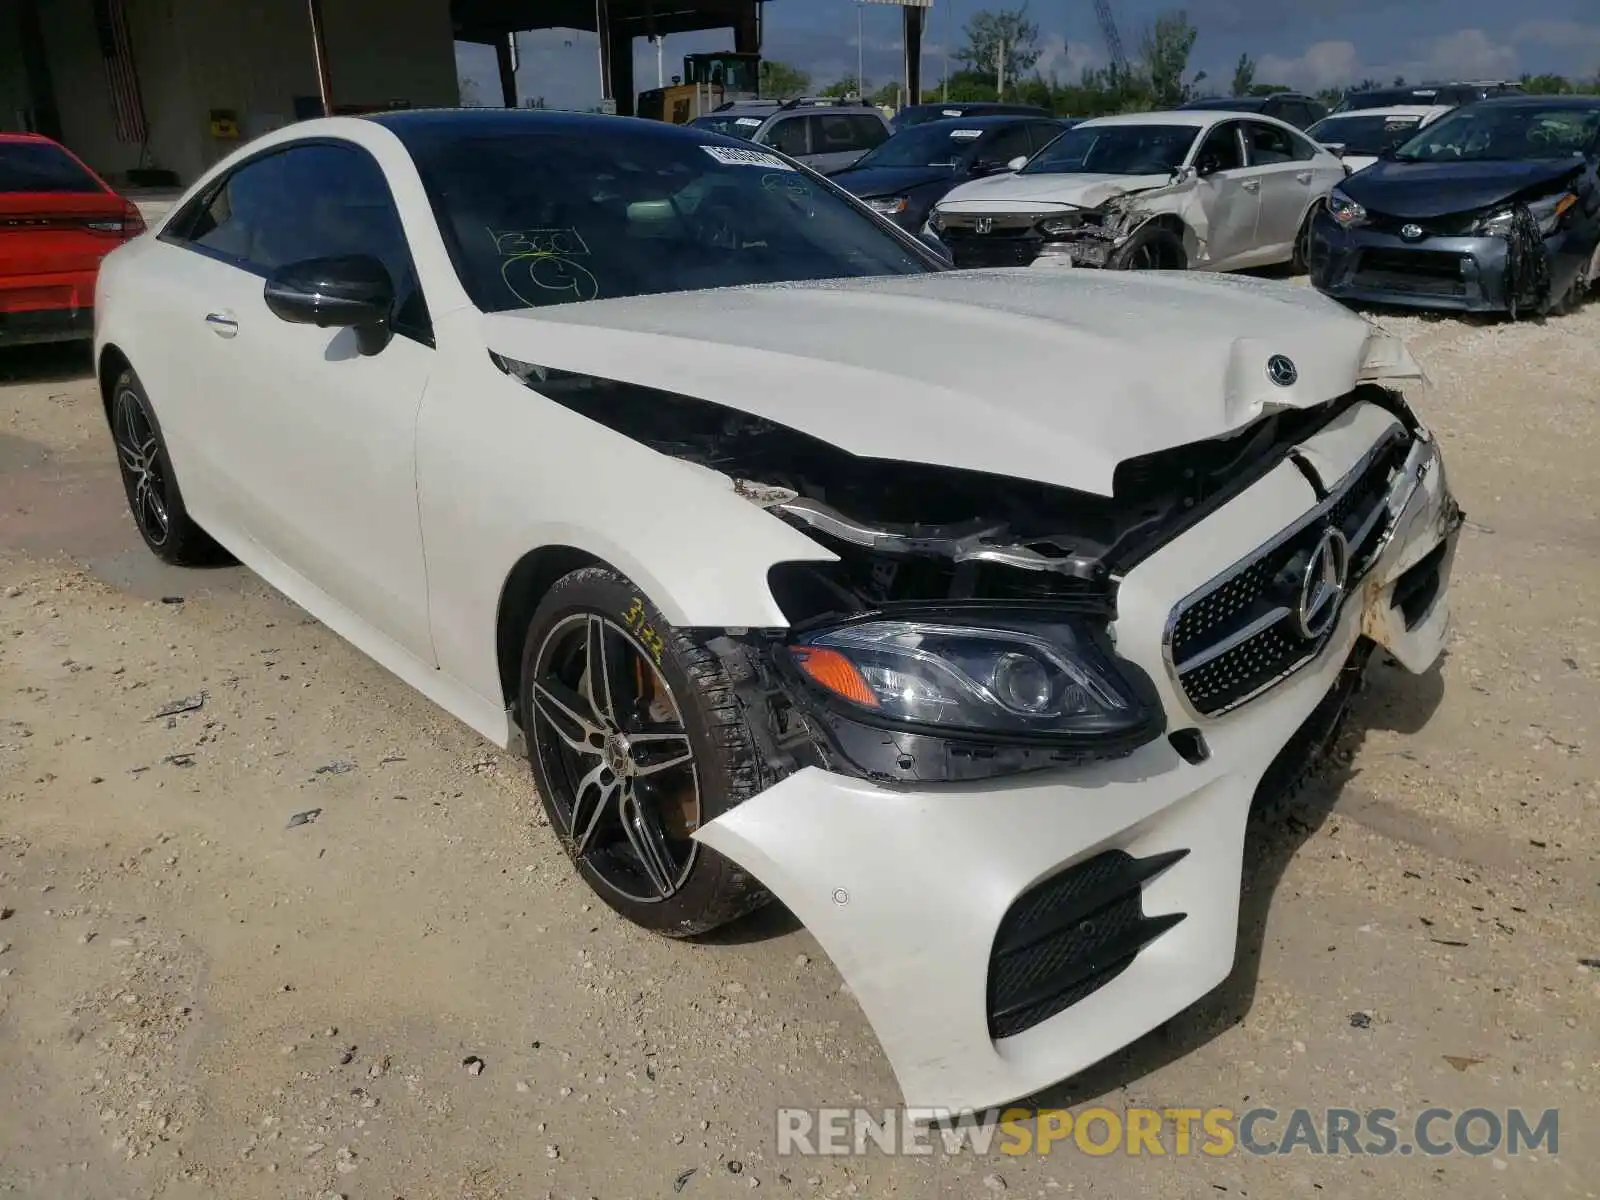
[859,0,931,107]
[452,0,766,115]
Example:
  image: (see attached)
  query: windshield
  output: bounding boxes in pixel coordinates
[1392,104,1600,163]
[1021,124,1198,175]
[1307,113,1426,156]
[687,115,764,141]
[853,122,985,169]
[0,140,104,193]
[405,128,941,313]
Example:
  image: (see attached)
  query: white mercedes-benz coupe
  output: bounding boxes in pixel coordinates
[94,109,1462,1116]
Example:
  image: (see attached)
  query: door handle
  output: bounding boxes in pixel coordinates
[205,311,238,338]
[1241,178,1260,192]
[1295,170,1314,184]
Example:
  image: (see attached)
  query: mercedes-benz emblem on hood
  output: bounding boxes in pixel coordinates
[1297,528,1350,639]
[1266,355,1298,387]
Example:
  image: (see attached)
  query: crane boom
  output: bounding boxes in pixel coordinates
[1091,0,1129,70]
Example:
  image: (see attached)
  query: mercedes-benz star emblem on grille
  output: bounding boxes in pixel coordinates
[1296,528,1351,640]
[1400,223,1424,240]
[975,217,994,234]
[1266,355,1298,387]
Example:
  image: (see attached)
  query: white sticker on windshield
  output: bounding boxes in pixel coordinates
[701,144,796,170]
[949,128,984,139]
[942,108,962,116]
[735,117,763,127]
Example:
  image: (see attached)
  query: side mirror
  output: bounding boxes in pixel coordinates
[1171,163,1198,184]
[1006,155,1029,172]
[1321,142,1347,158]
[263,254,395,356]
[1194,156,1221,178]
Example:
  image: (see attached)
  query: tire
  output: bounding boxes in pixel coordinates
[1292,203,1320,274]
[519,565,771,937]
[108,367,231,567]
[1108,224,1187,271]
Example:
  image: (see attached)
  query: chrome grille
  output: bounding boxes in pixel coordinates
[1165,430,1411,718]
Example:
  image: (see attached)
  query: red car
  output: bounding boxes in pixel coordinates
[1,132,145,347]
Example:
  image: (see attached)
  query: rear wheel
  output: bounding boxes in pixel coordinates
[1108,224,1187,270]
[1292,203,1321,274]
[520,566,770,936]
[109,368,230,566]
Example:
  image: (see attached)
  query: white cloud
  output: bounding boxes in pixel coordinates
[1034,35,1104,82]
[1257,28,1524,92]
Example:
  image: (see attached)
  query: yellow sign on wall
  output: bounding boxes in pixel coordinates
[209,109,239,138]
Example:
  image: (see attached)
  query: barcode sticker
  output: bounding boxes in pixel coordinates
[701,145,796,170]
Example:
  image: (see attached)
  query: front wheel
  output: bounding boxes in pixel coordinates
[1108,224,1187,270]
[519,566,771,936]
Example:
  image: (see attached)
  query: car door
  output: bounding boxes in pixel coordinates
[155,141,436,662]
[1188,120,1262,270]
[1242,119,1320,259]
[759,115,810,161]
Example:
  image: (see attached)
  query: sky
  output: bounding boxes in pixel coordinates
[455,0,1600,111]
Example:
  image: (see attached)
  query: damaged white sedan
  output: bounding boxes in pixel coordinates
[94,109,1462,1116]
[929,110,1347,272]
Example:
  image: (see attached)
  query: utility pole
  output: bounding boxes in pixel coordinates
[996,36,1006,99]
[652,35,664,88]
[856,2,865,97]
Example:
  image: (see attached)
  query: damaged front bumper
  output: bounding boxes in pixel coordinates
[693,402,1460,1115]
[1308,209,1593,313]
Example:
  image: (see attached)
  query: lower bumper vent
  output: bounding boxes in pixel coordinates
[987,848,1188,1040]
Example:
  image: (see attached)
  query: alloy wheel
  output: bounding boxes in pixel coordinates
[529,613,701,903]
[113,389,171,547]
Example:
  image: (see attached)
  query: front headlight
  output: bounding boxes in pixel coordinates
[1476,192,1576,238]
[1328,188,1368,228]
[1039,214,1084,237]
[868,196,908,216]
[787,614,1156,740]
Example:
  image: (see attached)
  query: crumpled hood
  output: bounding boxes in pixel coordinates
[481,269,1420,497]
[936,170,1172,213]
[831,164,956,198]
[1342,157,1583,219]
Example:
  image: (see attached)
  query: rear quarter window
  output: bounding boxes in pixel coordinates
[0,141,104,194]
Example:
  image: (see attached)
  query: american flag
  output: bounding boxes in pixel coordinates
[92,0,147,145]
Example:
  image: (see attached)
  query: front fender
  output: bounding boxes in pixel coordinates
[416,349,836,723]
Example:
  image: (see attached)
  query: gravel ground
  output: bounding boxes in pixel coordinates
[0,298,1597,1199]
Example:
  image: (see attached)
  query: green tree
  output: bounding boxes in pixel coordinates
[957,7,1043,96]
[1249,82,1290,95]
[869,80,905,108]
[1139,10,1201,107]
[820,76,860,98]
[1231,53,1256,96]
[760,59,811,98]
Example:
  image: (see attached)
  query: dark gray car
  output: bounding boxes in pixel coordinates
[1308,96,1600,316]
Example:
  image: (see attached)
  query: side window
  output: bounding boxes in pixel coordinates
[1244,121,1312,164]
[1194,122,1244,173]
[764,117,809,157]
[979,124,1037,167]
[812,114,888,153]
[177,142,431,344]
